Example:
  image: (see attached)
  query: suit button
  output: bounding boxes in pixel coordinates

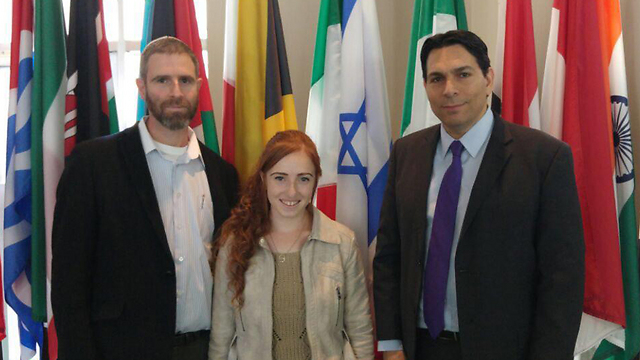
[165,270,173,276]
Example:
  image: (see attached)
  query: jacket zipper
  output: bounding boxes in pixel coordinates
[335,286,342,327]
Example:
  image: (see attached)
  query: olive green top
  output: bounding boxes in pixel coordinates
[272,251,311,360]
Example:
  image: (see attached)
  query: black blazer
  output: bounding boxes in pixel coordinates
[51,124,239,360]
[373,115,584,360]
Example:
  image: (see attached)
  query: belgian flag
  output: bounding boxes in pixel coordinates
[221,0,297,182]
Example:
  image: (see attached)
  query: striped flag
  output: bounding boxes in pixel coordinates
[491,0,540,129]
[65,0,119,157]
[400,0,467,137]
[540,0,635,357]
[592,0,640,358]
[221,0,297,182]
[139,0,219,153]
[5,0,45,357]
[32,0,67,344]
[305,0,391,301]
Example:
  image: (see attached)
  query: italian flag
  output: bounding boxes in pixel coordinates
[491,0,540,129]
[32,0,67,357]
[541,0,639,358]
[222,0,297,182]
[401,0,467,137]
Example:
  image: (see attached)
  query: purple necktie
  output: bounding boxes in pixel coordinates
[423,140,463,339]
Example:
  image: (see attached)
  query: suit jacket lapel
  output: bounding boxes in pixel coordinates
[119,124,172,257]
[412,126,440,261]
[200,147,229,232]
[459,116,513,241]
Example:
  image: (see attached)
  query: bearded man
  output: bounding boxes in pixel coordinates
[52,37,239,360]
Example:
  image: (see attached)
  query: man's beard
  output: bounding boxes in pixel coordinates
[146,94,199,131]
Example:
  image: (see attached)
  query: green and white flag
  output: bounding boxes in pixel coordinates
[401,0,467,136]
[32,0,67,322]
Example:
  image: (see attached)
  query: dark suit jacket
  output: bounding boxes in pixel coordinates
[373,114,585,360]
[51,124,239,360]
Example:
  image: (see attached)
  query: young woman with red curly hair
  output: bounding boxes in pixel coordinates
[208,130,373,360]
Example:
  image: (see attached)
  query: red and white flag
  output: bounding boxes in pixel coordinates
[491,0,539,128]
[540,0,626,355]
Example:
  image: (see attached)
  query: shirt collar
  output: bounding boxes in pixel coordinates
[138,118,205,165]
[439,107,494,158]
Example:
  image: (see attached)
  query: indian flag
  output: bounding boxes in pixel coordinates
[222,0,297,182]
[591,0,640,358]
[401,0,467,137]
[541,0,638,358]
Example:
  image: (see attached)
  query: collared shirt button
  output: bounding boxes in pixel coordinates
[177,224,182,230]
[178,256,184,262]
[176,192,181,199]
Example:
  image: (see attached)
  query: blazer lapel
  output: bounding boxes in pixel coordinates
[459,116,513,241]
[119,124,172,256]
[200,148,230,232]
[411,127,440,260]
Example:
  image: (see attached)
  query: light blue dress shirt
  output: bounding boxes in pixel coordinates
[139,120,215,333]
[378,108,494,351]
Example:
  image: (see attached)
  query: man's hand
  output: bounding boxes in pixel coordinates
[382,350,406,360]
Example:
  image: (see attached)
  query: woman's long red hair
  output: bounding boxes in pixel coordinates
[214,130,322,308]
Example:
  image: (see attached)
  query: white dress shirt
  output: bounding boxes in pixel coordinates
[139,119,215,333]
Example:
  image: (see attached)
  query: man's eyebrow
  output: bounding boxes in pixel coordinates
[427,65,475,77]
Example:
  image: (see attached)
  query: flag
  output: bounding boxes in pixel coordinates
[221,0,297,182]
[58,0,120,357]
[540,0,631,356]
[66,0,119,156]
[592,0,640,357]
[305,0,391,310]
[400,0,467,137]
[5,0,45,357]
[32,0,67,334]
[138,0,219,153]
[491,0,540,129]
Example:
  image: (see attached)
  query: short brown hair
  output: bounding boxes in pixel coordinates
[139,36,199,80]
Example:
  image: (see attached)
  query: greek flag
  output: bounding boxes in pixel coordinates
[5,0,45,357]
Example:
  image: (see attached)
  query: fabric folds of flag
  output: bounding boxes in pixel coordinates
[491,0,540,129]
[540,0,635,357]
[592,0,640,358]
[32,2,67,350]
[400,0,467,137]
[305,0,392,296]
[66,0,119,157]
[139,0,219,153]
[5,0,44,357]
[222,0,297,181]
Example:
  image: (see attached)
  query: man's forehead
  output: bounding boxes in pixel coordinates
[426,44,481,72]
[147,53,197,76]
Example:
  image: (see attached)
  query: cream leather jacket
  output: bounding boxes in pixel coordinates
[208,207,374,360]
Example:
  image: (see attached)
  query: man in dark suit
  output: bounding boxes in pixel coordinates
[52,37,238,360]
[373,30,584,360]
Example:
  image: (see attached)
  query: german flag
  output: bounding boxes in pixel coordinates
[222,0,297,182]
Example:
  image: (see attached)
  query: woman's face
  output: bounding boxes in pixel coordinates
[264,150,316,224]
